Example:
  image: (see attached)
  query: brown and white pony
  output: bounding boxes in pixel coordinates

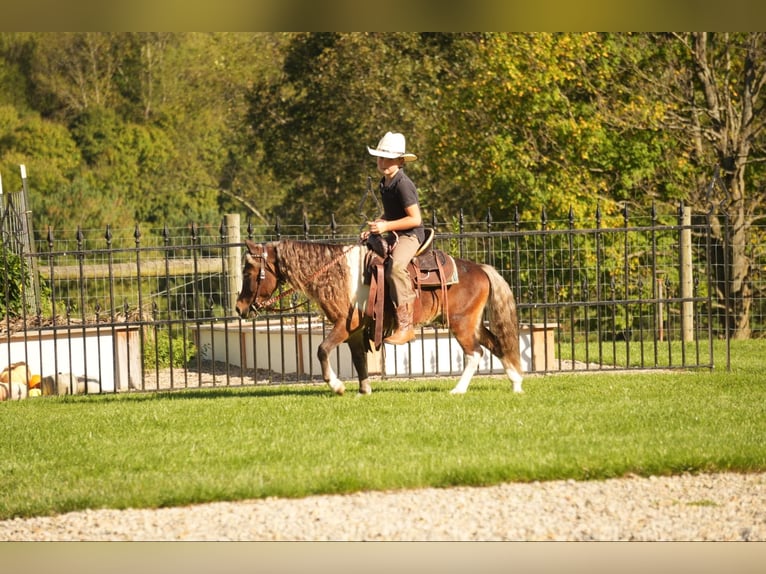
[235,239,523,396]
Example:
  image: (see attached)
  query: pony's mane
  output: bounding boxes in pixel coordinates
[274,240,356,319]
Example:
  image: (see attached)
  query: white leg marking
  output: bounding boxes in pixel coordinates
[506,367,524,393]
[326,366,346,395]
[450,351,482,395]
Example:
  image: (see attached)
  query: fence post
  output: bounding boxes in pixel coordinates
[225,213,241,312]
[16,165,41,314]
[681,204,694,342]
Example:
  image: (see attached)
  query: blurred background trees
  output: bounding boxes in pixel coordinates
[2,32,763,231]
[1,32,764,335]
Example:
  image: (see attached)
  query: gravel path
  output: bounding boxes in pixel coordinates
[1,471,763,541]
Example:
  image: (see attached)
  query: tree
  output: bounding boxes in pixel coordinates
[662,33,766,339]
[28,33,128,118]
[246,33,686,230]
[1,33,289,236]
[425,33,625,222]
[246,32,451,226]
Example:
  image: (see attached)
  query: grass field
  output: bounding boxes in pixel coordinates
[1,340,764,521]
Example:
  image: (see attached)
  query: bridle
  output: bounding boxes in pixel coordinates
[245,243,282,313]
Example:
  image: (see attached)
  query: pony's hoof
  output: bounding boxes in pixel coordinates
[358,380,372,395]
[449,388,466,395]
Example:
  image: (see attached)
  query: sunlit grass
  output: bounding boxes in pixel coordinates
[557,336,717,369]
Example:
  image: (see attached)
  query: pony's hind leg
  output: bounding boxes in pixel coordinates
[447,295,487,395]
[505,364,524,393]
[478,324,524,393]
[450,350,483,395]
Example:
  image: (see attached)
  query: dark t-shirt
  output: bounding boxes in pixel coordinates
[379,169,425,243]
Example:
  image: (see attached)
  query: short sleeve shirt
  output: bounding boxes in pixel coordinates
[379,169,425,242]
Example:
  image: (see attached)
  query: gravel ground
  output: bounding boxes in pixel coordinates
[1,471,764,541]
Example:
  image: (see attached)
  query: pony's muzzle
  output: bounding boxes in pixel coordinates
[235,300,255,318]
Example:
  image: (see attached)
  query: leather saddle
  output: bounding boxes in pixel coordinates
[363,229,458,348]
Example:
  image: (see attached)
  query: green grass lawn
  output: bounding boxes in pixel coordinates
[1,340,764,521]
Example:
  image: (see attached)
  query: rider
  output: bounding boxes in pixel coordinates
[362,132,424,345]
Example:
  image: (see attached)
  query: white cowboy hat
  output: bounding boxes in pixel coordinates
[367,132,417,162]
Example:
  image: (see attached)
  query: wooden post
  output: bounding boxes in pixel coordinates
[19,165,41,314]
[681,205,693,342]
[224,213,241,312]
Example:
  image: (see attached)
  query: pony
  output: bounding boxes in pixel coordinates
[235,239,523,396]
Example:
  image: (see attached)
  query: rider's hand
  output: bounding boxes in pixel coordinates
[367,219,387,235]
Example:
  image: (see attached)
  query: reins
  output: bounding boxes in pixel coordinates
[249,240,363,314]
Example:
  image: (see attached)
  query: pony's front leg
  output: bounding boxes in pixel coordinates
[317,324,350,396]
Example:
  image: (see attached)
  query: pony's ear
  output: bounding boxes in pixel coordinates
[245,239,259,254]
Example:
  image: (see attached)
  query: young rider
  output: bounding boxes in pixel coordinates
[362,132,424,345]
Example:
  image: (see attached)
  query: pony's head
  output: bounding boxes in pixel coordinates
[235,240,281,318]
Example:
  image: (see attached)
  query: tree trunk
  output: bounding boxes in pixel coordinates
[691,32,764,339]
[723,175,752,339]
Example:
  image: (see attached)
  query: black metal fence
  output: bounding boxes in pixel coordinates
[2,199,726,395]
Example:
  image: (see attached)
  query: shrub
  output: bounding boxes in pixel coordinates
[143,326,196,369]
[1,243,27,317]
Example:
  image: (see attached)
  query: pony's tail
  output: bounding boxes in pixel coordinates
[480,264,522,373]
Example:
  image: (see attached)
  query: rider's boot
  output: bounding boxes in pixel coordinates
[384,302,415,345]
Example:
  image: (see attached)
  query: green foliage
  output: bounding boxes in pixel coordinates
[0,55,29,109]
[247,32,430,223]
[0,240,52,317]
[0,244,25,317]
[0,104,81,179]
[1,32,765,338]
[143,326,196,369]
[242,32,717,227]
[1,32,762,234]
[1,32,286,238]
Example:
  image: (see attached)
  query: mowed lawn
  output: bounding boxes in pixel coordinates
[1,340,764,520]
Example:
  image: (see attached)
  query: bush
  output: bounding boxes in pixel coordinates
[143,326,196,369]
[1,243,27,317]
